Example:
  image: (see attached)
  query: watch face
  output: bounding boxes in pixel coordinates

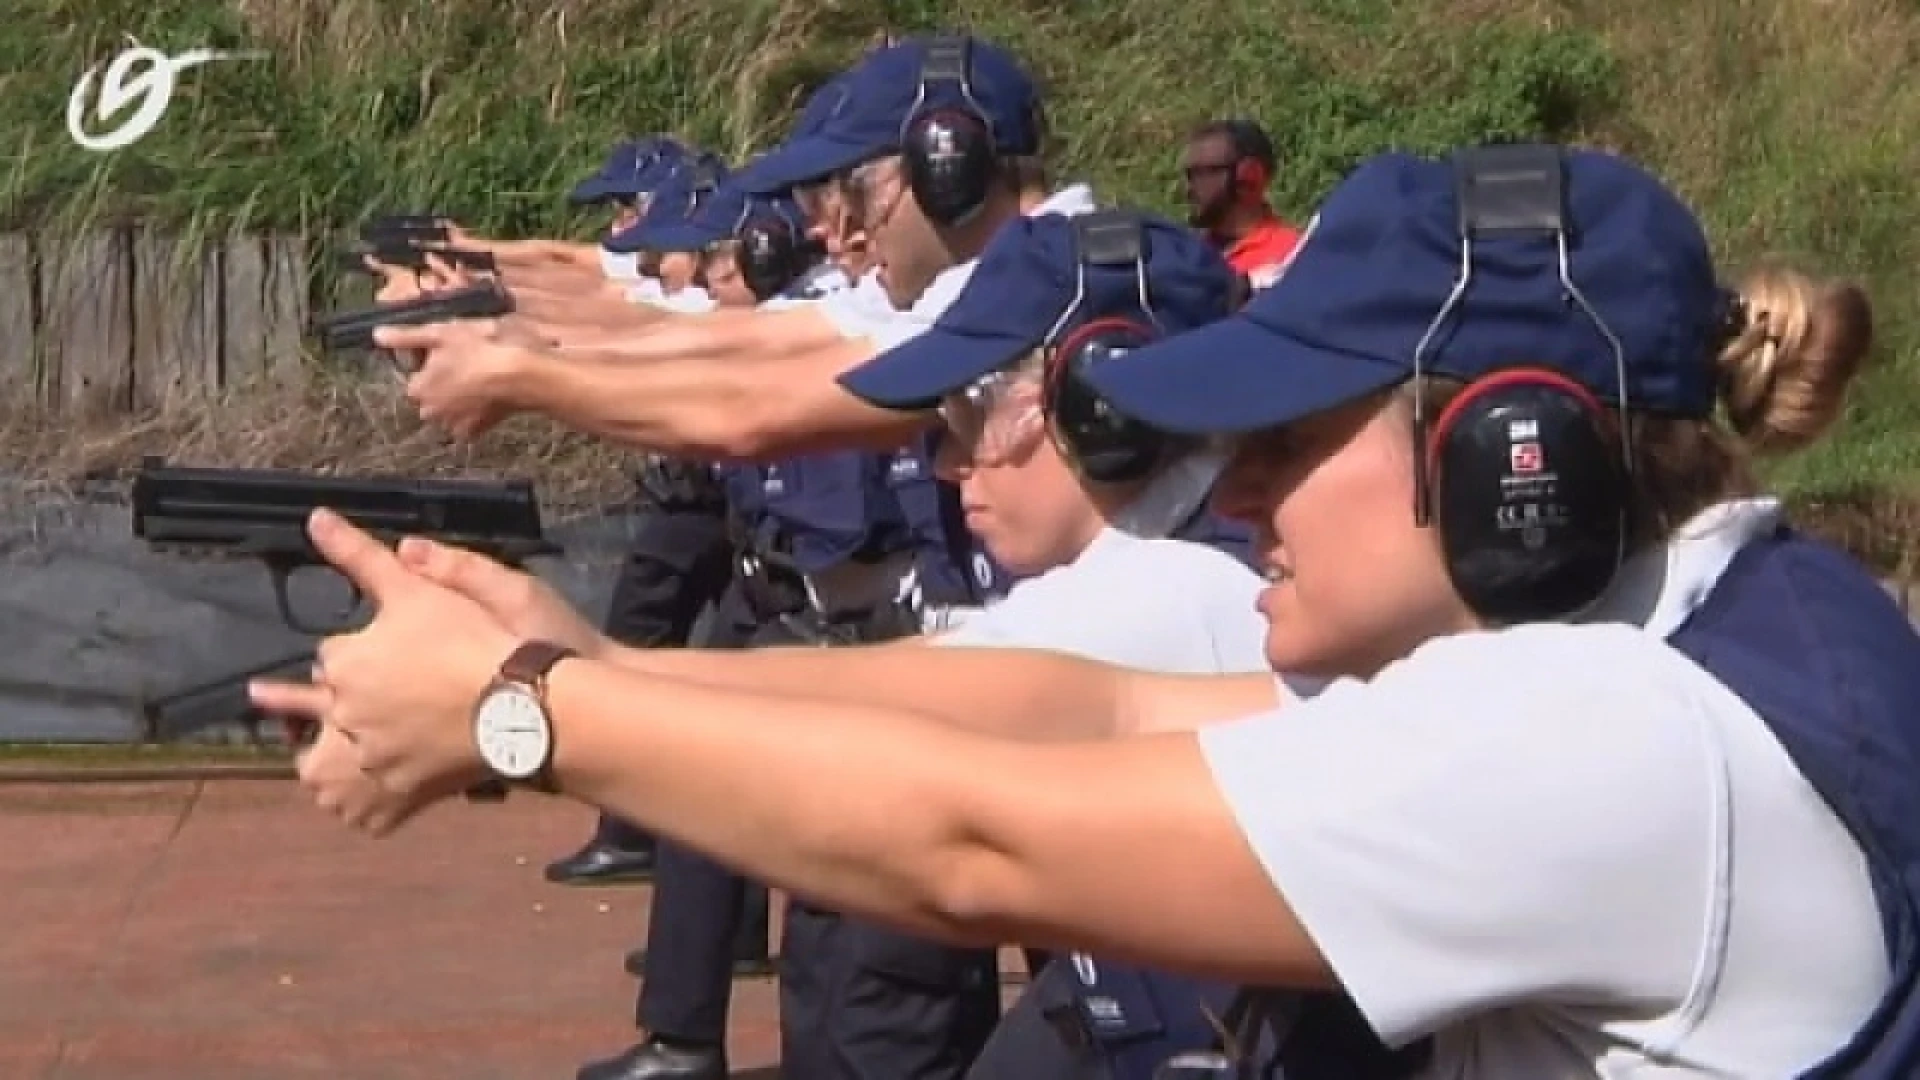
[474,685,553,780]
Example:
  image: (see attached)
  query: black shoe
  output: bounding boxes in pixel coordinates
[624,947,777,980]
[577,1038,727,1080]
[544,839,657,886]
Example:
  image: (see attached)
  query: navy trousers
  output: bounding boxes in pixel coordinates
[632,579,774,1042]
[590,496,736,852]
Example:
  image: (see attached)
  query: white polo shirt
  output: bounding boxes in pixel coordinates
[600,248,643,282]
[1199,498,1885,1078]
[629,280,716,313]
[933,525,1272,676]
[817,184,1100,352]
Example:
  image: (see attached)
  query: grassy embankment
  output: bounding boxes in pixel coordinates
[0,0,1914,547]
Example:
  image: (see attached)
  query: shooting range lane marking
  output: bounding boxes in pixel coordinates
[36,780,206,1080]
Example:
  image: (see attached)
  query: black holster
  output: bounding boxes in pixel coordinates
[780,597,922,646]
[633,454,726,512]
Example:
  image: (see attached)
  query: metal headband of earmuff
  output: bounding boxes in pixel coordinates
[1040,211,1160,346]
[899,36,996,150]
[1406,143,1633,527]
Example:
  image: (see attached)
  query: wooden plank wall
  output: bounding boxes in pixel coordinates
[0,230,312,412]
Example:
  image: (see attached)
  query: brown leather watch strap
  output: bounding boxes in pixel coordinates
[497,641,577,793]
[500,640,577,687]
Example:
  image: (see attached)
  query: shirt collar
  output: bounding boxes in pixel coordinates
[1579,497,1785,637]
[1032,183,1097,217]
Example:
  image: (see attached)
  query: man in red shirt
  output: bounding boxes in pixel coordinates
[1183,118,1302,287]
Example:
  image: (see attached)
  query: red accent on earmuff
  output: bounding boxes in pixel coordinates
[1042,316,1157,412]
[1235,159,1270,202]
[1425,366,1611,467]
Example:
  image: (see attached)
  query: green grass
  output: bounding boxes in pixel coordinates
[1,0,1916,499]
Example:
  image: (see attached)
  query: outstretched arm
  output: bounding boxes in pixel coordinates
[379,289,940,459]
[536,660,1326,986]
[617,641,1279,740]
[262,512,1327,989]
[399,537,1283,743]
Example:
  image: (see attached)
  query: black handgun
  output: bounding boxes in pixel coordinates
[129,456,562,635]
[308,282,513,352]
[337,245,497,274]
[361,213,451,246]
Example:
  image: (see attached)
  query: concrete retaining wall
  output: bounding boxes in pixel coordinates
[0,484,637,743]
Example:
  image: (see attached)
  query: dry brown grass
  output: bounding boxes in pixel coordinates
[1791,487,1920,582]
[0,370,634,513]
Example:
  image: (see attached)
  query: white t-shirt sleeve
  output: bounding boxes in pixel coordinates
[639,286,716,314]
[905,260,978,323]
[934,537,1269,673]
[1197,624,1718,1046]
[815,286,924,351]
[815,263,982,352]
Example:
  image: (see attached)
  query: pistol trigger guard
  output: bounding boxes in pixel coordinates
[339,581,367,626]
[265,562,307,634]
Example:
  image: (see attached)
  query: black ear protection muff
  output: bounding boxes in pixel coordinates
[1040,211,1177,486]
[900,36,1000,227]
[734,203,813,303]
[1411,143,1632,625]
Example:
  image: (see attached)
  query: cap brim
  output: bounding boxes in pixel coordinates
[602,219,654,253]
[640,222,723,253]
[1081,316,1411,436]
[740,134,881,195]
[838,326,1033,411]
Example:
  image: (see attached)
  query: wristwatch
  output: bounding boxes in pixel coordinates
[473,640,576,792]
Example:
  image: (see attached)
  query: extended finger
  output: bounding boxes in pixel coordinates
[249,678,331,720]
[306,508,417,606]
[371,322,448,351]
[397,536,525,606]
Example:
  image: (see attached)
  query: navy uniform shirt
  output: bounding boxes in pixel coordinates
[749,452,910,576]
[886,430,1014,609]
[734,266,920,588]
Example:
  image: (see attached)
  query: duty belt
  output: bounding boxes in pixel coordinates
[780,599,921,646]
[632,454,724,511]
[735,549,810,621]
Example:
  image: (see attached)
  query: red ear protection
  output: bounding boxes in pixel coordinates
[1042,315,1172,486]
[1235,158,1270,202]
[1425,366,1628,625]
[1425,367,1612,467]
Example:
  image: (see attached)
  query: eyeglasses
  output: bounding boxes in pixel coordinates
[841,161,907,231]
[938,370,1042,465]
[1182,162,1235,185]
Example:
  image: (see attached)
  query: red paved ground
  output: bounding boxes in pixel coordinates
[0,777,1030,1080]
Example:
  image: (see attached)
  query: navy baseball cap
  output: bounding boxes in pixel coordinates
[632,175,805,252]
[603,155,733,253]
[839,209,1239,410]
[743,35,1043,195]
[569,137,685,204]
[1082,145,1726,437]
[734,74,857,195]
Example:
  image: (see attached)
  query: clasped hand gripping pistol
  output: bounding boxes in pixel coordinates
[309,281,514,354]
[337,213,497,275]
[131,458,564,800]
